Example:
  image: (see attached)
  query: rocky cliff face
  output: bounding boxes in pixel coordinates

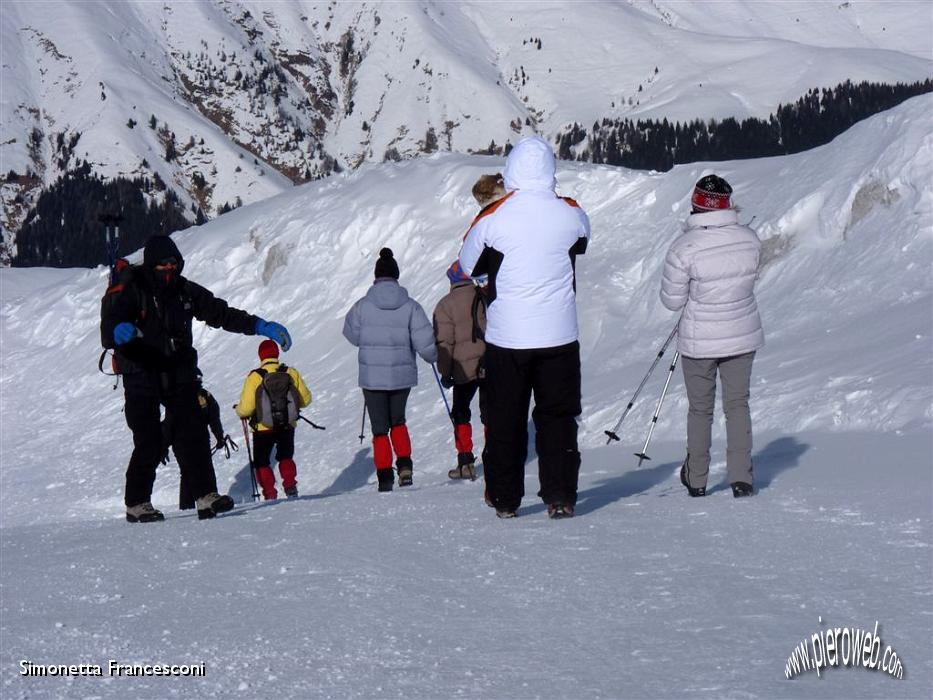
[2,0,930,262]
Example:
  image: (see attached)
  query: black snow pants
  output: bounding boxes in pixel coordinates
[123,372,218,507]
[482,341,582,512]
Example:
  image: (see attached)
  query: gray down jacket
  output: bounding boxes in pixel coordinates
[660,208,765,359]
[343,279,438,390]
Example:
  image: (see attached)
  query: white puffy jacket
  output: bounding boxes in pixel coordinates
[459,137,591,349]
[660,209,764,359]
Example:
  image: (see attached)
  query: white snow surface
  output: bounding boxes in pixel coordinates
[0,96,931,698]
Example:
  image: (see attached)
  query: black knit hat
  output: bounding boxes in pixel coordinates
[374,247,399,280]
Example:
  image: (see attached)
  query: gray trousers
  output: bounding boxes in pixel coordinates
[681,352,755,488]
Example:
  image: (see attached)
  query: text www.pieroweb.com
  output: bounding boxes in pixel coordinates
[785,619,904,680]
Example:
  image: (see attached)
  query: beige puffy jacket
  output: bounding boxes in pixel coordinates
[433,282,487,384]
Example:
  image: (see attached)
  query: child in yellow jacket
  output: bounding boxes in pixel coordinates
[236,340,312,499]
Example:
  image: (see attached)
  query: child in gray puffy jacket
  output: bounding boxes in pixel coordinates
[343,248,438,491]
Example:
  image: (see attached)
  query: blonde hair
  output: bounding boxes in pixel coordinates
[472,173,507,207]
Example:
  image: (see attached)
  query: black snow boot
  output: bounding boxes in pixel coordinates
[547,503,575,519]
[731,482,755,498]
[680,458,706,497]
[377,468,394,492]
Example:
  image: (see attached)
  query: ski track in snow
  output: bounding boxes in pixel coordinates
[1,97,932,698]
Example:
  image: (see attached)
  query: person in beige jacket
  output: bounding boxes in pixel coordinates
[433,260,487,479]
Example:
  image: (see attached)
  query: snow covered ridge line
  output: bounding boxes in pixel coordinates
[784,619,905,680]
[19,659,206,677]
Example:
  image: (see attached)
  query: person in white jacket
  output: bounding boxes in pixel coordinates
[660,174,764,498]
[459,136,591,519]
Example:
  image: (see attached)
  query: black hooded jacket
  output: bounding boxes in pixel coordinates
[101,236,259,379]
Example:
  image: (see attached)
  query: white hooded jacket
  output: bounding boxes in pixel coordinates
[660,208,765,359]
[459,137,591,349]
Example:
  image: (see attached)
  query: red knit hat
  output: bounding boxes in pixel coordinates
[258,339,279,360]
[691,174,733,212]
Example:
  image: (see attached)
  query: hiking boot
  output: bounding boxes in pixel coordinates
[484,488,494,508]
[680,459,706,498]
[731,482,755,498]
[196,493,235,520]
[397,457,413,487]
[377,469,394,492]
[496,508,517,519]
[284,485,299,498]
[547,503,575,519]
[448,463,476,480]
[126,502,164,523]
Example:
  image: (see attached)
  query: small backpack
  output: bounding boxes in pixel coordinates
[253,366,300,429]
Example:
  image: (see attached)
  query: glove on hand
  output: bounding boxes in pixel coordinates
[113,322,139,346]
[255,319,292,351]
[440,375,455,389]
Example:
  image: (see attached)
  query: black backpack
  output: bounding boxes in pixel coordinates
[98,260,144,375]
[253,366,300,429]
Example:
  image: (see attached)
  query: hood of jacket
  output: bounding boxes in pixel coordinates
[143,235,185,272]
[503,136,556,193]
[366,279,410,310]
[683,208,739,232]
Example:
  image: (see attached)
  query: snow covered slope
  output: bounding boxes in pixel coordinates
[2,0,931,237]
[0,95,930,698]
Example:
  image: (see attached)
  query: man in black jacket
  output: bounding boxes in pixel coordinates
[101,235,292,522]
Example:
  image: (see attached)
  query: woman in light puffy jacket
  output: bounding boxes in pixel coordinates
[660,175,764,499]
[343,248,438,492]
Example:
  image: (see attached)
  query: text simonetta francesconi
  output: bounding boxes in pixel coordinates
[20,659,206,677]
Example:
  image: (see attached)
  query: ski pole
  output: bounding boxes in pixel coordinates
[605,322,679,444]
[240,417,260,501]
[431,363,455,424]
[358,402,367,444]
[298,414,326,430]
[634,350,680,467]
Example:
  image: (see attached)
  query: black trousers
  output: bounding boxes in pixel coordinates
[363,388,411,435]
[123,373,217,507]
[451,380,486,425]
[482,341,581,511]
[252,429,296,467]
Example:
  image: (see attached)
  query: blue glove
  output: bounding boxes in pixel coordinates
[255,319,292,351]
[113,322,139,346]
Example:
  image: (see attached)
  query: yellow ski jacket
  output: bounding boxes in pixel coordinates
[236,358,312,431]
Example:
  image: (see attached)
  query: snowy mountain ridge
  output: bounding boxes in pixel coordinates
[2,0,931,249]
